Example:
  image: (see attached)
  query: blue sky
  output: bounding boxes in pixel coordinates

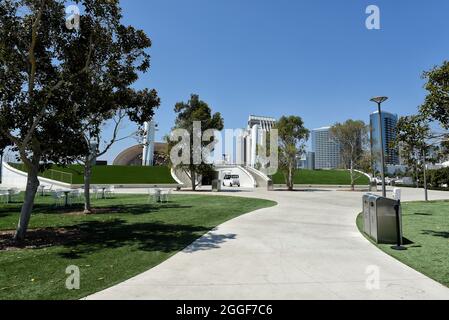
[102,0,449,162]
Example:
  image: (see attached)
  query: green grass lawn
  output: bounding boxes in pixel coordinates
[0,194,276,300]
[10,163,176,185]
[272,169,370,185]
[357,201,449,288]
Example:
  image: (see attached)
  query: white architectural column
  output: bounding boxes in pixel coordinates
[250,124,259,167]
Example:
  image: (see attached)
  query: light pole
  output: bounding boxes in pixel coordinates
[421,149,429,202]
[370,96,389,197]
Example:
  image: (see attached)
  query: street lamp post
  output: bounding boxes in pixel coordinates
[370,96,389,198]
[422,149,429,202]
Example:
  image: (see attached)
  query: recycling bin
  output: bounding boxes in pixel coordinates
[367,195,402,244]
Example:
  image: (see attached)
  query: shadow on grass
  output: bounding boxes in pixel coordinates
[58,219,233,259]
[421,230,449,239]
[1,202,193,216]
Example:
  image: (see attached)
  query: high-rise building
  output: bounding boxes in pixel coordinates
[142,120,157,166]
[370,111,399,172]
[305,151,316,170]
[243,115,276,167]
[311,127,342,169]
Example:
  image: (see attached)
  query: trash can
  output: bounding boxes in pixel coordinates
[212,179,221,192]
[366,195,403,244]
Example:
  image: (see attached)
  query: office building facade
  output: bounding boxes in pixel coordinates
[243,115,277,167]
[311,127,342,169]
[370,111,399,172]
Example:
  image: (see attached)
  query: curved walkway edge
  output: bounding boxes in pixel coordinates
[86,188,449,300]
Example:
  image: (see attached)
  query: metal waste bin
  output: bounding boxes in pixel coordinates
[364,194,402,244]
[212,179,221,192]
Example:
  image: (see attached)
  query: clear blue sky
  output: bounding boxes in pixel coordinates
[103,0,449,162]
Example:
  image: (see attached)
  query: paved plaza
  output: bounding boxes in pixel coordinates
[86,188,449,300]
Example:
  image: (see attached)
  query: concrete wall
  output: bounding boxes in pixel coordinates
[1,162,71,190]
[245,166,272,189]
[171,165,256,189]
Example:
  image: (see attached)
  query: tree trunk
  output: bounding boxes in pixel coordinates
[288,163,294,191]
[350,160,355,191]
[83,160,93,214]
[190,168,196,191]
[14,164,40,242]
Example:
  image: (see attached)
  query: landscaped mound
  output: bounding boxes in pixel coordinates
[10,164,177,185]
[271,169,370,186]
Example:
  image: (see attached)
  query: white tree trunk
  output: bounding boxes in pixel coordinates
[350,160,355,191]
[14,164,40,242]
[83,159,92,214]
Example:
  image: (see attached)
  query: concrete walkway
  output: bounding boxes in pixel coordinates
[86,187,449,300]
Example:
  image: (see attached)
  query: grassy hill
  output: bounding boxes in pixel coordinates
[271,169,370,186]
[10,164,177,185]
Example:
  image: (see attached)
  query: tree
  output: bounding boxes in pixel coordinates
[420,60,449,161]
[357,151,373,178]
[0,0,158,240]
[420,61,449,131]
[169,94,224,191]
[330,120,367,191]
[275,116,309,191]
[72,19,160,213]
[394,115,431,186]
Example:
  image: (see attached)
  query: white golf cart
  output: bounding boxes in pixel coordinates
[222,174,241,187]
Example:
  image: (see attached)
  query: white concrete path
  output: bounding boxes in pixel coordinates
[86,187,449,300]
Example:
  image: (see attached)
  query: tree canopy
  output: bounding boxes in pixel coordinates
[330,120,367,190]
[0,0,159,240]
[275,115,309,191]
[169,94,224,191]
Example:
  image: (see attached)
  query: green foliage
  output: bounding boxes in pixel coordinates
[428,167,449,188]
[330,120,367,189]
[275,116,309,190]
[0,0,160,238]
[420,61,449,130]
[170,94,224,190]
[394,115,432,184]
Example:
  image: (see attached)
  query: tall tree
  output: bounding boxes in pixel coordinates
[0,0,158,240]
[330,120,367,191]
[169,94,224,191]
[73,18,160,213]
[394,115,432,186]
[420,61,449,132]
[420,60,449,161]
[275,116,309,191]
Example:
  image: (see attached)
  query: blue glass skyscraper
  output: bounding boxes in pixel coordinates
[370,111,399,172]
